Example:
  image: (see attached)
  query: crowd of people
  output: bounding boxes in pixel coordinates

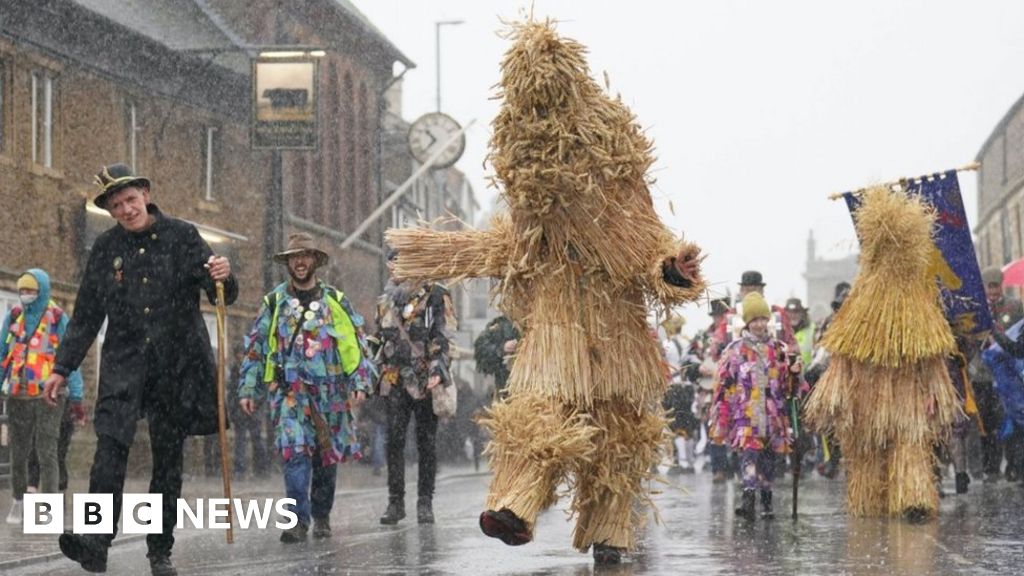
[655,268,1024,514]
[5,163,1024,575]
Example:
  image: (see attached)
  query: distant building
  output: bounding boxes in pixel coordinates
[803,230,857,323]
[974,92,1024,271]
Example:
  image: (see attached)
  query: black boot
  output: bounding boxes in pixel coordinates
[312,516,332,539]
[760,489,775,520]
[955,472,970,495]
[592,542,624,565]
[148,553,178,576]
[735,490,756,521]
[58,533,108,573]
[379,497,405,525]
[279,521,308,543]
[417,499,435,524]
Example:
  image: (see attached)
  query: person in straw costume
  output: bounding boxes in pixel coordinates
[804,186,961,520]
[385,18,705,564]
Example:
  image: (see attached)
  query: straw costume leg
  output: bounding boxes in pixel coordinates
[480,393,598,543]
[570,401,664,552]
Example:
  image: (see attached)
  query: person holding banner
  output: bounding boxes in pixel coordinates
[238,233,375,543]
[42,163,236,576]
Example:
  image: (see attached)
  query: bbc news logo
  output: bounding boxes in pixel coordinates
[23,494,298,534]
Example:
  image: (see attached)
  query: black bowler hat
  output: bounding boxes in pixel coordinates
[739,270,765,287]
[93,163,151,209]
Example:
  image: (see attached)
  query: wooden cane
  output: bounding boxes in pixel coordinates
[215,280,234,544]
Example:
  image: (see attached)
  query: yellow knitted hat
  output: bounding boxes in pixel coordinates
[16,273,39,292]
[741,292,770,325]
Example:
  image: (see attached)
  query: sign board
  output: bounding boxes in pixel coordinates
[251,56,319,149]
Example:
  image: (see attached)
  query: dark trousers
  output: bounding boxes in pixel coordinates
[89,416,186,558]
[233,414,269,476]
[973,380,1006,475]
[386,387,438,501]
[28,401,75,491]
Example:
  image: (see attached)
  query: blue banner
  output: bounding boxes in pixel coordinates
[842,170,992,335]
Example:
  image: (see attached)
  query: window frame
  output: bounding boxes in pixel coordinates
[31,70,55,168]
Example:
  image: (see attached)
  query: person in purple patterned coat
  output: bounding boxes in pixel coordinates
[711,292,804,521]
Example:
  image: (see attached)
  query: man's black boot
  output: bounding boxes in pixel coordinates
[735,489,756,521]
[760,489,775,520]
[380,497,405,525]
[280,521,308,543]
[58,533,108,573]
[417,499,435,524]
[313,516,332,539]
[148,553,178,576]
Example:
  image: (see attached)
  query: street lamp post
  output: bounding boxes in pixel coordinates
[435,19,464,112]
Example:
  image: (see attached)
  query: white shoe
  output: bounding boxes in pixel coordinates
[6,500,23,524]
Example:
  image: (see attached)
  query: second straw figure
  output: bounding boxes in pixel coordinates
[386,18,705,564]
[804,186,960,519]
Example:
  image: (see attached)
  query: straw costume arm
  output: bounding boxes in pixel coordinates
[385,219,512,283]
[645,233,706,308]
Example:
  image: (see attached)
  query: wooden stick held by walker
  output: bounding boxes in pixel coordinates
[215,280,234,544]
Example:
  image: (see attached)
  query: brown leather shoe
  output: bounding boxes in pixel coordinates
[479,508,531,546]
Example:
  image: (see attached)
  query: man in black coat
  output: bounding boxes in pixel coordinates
[43,163,237,576]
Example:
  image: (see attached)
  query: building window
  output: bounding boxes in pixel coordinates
[125,101,138,171]
[202,126,218,201]
[31,71,55,168]
[1002,208,1013,265]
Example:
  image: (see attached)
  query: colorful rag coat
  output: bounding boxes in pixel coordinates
[711,332,799,453]
[1,269,83,401]
[239,281,376,465]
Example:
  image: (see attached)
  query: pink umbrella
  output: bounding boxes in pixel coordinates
[1002,258,1024,287]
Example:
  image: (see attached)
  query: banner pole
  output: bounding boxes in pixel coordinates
[828,162,980,200]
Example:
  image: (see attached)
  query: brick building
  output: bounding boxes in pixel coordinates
[975,92,1024,271]
[0,0,488,477]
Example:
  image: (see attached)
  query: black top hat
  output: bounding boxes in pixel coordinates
[93,163,151,209]
[739,270,765,287]
[834,281,851,300]
[784,297,807,313]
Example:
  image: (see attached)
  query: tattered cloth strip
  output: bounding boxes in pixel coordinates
[805,187,959,517]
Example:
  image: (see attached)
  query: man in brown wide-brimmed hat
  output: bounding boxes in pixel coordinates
[238,232,375,543]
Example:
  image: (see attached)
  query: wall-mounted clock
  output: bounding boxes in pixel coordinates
[407,112,466,169]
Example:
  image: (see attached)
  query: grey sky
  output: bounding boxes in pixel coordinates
[358,0,1024,331]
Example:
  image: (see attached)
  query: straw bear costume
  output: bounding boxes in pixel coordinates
[386,19,705,552]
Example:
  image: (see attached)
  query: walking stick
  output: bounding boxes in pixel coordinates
[215,280,234,544]
[787,353,802,521]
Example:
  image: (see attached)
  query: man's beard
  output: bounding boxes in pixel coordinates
[289,265,316,285]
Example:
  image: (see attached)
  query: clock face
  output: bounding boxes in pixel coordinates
[407,112,466,168]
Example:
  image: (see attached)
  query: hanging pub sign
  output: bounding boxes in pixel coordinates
[251,50,321,149]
